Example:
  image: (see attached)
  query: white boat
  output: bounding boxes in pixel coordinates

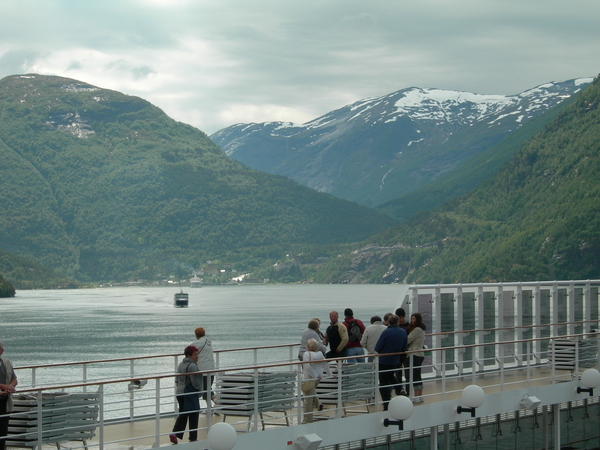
[173,290,189,307]
[190,273,202,288]
[7,279,600,450]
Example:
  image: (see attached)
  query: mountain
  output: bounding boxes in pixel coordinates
[0,74,395,283]
[305,75,600,284]
[211,78,592,210]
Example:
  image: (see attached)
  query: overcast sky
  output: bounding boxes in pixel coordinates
[0,0,598,134]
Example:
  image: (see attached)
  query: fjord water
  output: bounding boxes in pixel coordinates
[2,285,404,386]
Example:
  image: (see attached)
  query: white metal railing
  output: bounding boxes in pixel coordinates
[3,320,598,449]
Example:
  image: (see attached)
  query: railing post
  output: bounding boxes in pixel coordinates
[515,284,523,367]
[129,359,135,420]
[83,363,88,392]
[456,286,464,377]
[296,367,303,424]
[252,368,259,432]
[526,340,531,388]
[153,378,160,448]
[36,390,42,450]
[534,284,542,363]
[442,349,447,401]
[373,358,380,412]
[31,368,36,388]
[98,384,104,450]
[336,360,343,419]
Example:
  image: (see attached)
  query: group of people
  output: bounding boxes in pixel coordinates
[298,307,427,420]
[170,327,216,445]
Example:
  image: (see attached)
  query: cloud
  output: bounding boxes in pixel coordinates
[0,0,598,134]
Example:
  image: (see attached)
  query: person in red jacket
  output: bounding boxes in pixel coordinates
[343,308,366,363]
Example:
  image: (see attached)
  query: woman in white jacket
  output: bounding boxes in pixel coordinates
[191,327,216,406]
[301,338,334,423]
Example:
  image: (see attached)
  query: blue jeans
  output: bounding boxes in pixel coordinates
[347,346,365,363]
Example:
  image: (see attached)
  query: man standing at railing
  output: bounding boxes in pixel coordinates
[325,311,349,359]
[374,316,407,411]
[0,341,17,450]
[343,308,366,363]
[361,316,387,362]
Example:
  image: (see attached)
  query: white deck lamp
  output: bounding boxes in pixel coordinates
[577,368,600,396]
[208,422,237,450]
[456,385,485,418]
[519,394,541,410]
[383,395,414,430]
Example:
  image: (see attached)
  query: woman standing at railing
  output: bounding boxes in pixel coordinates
[301,338,334,424]
[170,345,202,444]
[405,313,425,404]
[298,319,327,361]
[192,327,216,408]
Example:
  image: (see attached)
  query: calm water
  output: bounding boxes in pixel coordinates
[1,285,406,385]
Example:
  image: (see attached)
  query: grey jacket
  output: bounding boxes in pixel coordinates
[175,357,203,395]
[0,358,16,412]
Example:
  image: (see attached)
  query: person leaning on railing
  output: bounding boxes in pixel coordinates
[191,327,216,407]
[170,345,202,445]
[374,315,407,411]
[0,341,18,450]
[299,319,327,361]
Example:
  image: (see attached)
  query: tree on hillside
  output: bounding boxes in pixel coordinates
[0,274,16,297]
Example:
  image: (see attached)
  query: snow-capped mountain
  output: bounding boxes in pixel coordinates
[211,78,593,208]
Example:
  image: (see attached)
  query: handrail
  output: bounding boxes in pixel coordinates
[12,328,597,395]
[15,343,298,370]
[14,319,599,372]
[408,279,600,289]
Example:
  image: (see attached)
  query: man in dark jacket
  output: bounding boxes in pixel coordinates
[326,311,349,359]
[374,315,407,410]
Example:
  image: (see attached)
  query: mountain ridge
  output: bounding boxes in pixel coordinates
[212,78,592,209]
[0,74,394,283]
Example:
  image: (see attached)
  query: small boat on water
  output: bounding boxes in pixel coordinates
[190,273,202,288]
[173,290,189,307]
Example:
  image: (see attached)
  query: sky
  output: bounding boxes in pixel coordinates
[0,1,598,135]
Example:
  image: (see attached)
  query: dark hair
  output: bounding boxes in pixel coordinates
[383,312,393,322]
[395,308,406,318]
[184,345,199,357]
[344,308,354,317]
[388,315,399,326]
[409,313,423,334]
[308,319,320,330]
[370,315,382,324]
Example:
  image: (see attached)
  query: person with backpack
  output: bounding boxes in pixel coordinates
[343,308,366,363]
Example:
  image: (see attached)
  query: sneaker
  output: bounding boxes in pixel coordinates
[318,404,324,411]
[412,397,423,404]
[400,389,408,397]
[169,434,178,445]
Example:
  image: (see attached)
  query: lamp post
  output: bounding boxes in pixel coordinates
[383,395,414,430]
[577,368,600,396]
[456,385,485,418]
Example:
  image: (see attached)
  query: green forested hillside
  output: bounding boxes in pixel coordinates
[310,75,600,284]
[0,248,77,291]
[0,74,395,283]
